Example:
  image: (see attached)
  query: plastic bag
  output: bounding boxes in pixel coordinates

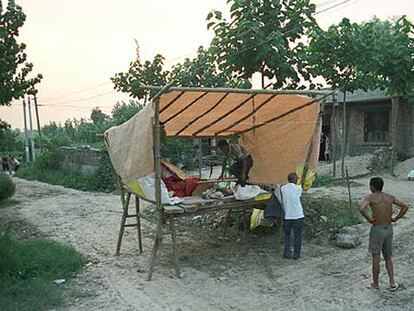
[250,209,264,230]
[127,173,182,205]
[295,166,316,191]
[234,185,266,201]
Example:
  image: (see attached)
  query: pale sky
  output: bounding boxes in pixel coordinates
[1,0,413,129]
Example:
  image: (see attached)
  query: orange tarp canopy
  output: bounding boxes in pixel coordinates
[105,88,323,185]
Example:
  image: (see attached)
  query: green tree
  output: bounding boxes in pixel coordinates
[0,0,42,105]
[111,100,144,126]
[90,107,109,125]
[169,46,251,88]
[112,54,169,101]
[0,119,23,153]
[207,0,318,88]
[359,17,414,95]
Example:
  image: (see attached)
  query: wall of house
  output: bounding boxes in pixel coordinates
[57,146,103,173]
[325,94,414,159]
[398,98,414,158]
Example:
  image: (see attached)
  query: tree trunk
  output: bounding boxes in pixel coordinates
[340,90,347,179]
[390,96,400,176]
[332,94,337,177]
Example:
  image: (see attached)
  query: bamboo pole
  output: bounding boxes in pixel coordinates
[147,97,164,281]
[138,84,333,96]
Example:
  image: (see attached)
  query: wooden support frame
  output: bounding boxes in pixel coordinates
[115,185,143,256]
[109,85,333,280]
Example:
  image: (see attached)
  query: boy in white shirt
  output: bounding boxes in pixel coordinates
[281,172,304,259]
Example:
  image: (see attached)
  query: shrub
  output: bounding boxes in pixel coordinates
[0,175,15,201]
[34,149,61,171]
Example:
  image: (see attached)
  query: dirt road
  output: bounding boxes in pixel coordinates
[1,177,413,311]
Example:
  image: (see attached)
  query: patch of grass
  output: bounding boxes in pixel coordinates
[0,230,86,311]
[16,165,97,192]
[302,194,363,239]
[313,174,345,188]
[16,153,117,193]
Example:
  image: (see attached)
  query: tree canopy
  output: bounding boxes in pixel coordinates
[0,0,42,106]
[207,0,318,88]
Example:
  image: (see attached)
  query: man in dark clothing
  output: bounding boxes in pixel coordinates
[217,140,253,187]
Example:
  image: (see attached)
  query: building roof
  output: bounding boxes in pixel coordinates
[326,89,391,104]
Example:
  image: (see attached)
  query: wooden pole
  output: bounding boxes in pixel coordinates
[135,196,143,253]
[116,189,131,256]
[138,84,333,96]
[340,90,348,179]
[331,94,337,177]
[390,96,400,176]
[22,99,30,163]
[169,214,180,277]
[345,166,352,216]
[147,97,164,281]
[301,99,324,188]
[33,95,43,153]
[198,138,202,178]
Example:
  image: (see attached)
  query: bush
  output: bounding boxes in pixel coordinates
[0,230,86,311]
[0,175,15,201]
[34,149,61,171]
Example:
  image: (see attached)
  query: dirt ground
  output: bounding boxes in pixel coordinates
[1,175,413,311]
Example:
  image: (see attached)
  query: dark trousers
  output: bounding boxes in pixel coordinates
[230,156,253,186]
[283,218,304,258]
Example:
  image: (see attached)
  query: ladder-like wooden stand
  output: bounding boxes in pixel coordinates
[115,187,143,256]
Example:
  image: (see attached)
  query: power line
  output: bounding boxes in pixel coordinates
[39,81,112,102]
[315,0,354,15]
[42,90,116,107]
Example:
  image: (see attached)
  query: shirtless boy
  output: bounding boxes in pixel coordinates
[360,177,409,291]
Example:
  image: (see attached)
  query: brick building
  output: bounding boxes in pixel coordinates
[321,89,414,159]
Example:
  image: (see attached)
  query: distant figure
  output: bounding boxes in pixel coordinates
[324,133,331,163]
[13,157,20,173]
[360,177,409,291]
[281,172,304,260]
[217,140,253,187]
[7,155,14,175]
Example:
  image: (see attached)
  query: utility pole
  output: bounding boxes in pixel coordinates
[28,97,36,162]
[22,99,30,163]
[33,94,43,153]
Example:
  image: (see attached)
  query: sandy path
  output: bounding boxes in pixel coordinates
[1,177,413,311]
